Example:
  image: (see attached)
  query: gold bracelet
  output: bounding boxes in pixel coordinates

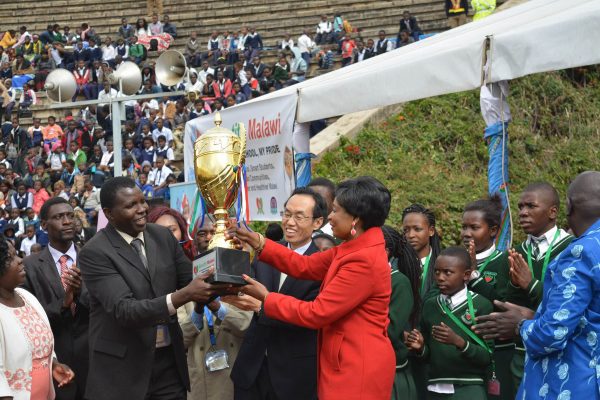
[253,233,266,255]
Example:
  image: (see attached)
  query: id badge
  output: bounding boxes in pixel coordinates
[155,325,171,348]
[205,349,229,372]
[487,378,501,396]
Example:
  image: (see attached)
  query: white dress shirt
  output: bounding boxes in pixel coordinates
[148,165,174,186]
[297,34,314,53]
[476,243,496,261]
[279,240,313,290]
[526,225,569,260]
[48,242,77,276]
[152,127,173,143]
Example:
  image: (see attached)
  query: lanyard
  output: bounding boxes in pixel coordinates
[440,291,492,355]
[204,306,217,347]
[477,249,499,273]
[420,253,431,294]
[526,229,561,280]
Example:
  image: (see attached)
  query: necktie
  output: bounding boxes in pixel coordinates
[131,238,148,270]
[531,237,543,260]
[59,255,77,315]
[445,296,453,310]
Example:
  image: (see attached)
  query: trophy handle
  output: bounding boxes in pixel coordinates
[237,123,246,166]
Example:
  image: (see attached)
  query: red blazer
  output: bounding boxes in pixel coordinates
[212,79,232,98]
[260,227,395,399]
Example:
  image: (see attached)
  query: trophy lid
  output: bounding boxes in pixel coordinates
[204,112,236,137]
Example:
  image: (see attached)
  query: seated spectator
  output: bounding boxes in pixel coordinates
[205,31,221,66]
[152,117,173,145]
[317,45,334,69]
[202,73,216,98]
[281,33,294,50]
[149,14,163,35]
[12,26,31,49]
[72,60,94,101]
[148,155,172,197]
[60,159,80,189]
[184,71,203,95]
[46,143,66,179]
[97,81,118,108]
[0,47,8,65]
[136,18,149,37]
[396,29,415,48]
[287,48,308,84]
[162,15,177,38]
[68,140,87,167]
[50,24,63,43]
[227,31,240,65]
[244,27,263,60]
[118,18,135,42]
[48,42,67,69]
[63,26,77,45]
[42,116,63,155]
[333,13,345,41]
[19,223,37,256]
[154,135,174,165]
[88,143,103,167]
[1,78,15,121]
[115,39,129,60]
[212,98,225,113]
[137,172,154,198]
[17,83,36,115]
[123,137,142,165]
[341,34,356,67]
[374,30,393,55]
[27,118,43,148]
[20,35,40,65]
[8,206,25,237]
[226,95,237,108]
[11,54,34,89]
[101,37,116,67]
[129,36,146,65]
[11,181,33,212]
[315,15,333,44]
[185,32,201,67]
[250,56,265,79]
[353,41,371,63]
[197,60,214,86]
[139,137,155,165]
[189,99,209,119]
[212,70,232,98]
[88,38,102,63]
[27,165,50,193]
[273,56,290,86]
[399,11,423,42]
[0,30,17,49]
[121,154,137,179]
[173,101,189,127]
[23,207,39,230]
[78,178,101,221]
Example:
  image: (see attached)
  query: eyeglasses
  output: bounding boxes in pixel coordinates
[282,213,315,223]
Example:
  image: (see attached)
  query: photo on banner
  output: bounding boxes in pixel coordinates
[184,92,299,222]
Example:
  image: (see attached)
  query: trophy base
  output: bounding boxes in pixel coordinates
[193,247,251,286]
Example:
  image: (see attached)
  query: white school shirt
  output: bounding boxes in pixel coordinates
[279,240,313,290]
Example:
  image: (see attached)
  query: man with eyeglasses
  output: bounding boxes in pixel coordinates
[230,187,326,400]
[22,197,90,400]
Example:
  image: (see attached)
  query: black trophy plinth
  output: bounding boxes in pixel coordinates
[193,247,251,285]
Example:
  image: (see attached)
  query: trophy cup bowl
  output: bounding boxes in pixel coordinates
[192,112,251,285]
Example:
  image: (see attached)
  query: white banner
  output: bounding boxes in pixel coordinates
[184,91,298,221]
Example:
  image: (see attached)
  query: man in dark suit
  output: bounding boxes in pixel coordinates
[22,197,89,400]
[79,177,229,400]
[231,187,327,400]
[398,10,423,41]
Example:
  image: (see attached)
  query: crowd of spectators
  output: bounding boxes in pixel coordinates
[0,10,429,258]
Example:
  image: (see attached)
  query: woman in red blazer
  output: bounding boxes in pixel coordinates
[230,176,396,399]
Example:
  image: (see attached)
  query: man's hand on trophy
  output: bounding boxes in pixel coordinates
[172,267,232,307]
[225,218,262,250]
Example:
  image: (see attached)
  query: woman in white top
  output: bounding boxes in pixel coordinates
[0,237,74,400]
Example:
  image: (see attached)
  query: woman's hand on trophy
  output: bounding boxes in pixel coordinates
[239,274,269,302]
[225,218,262,250]
[221,293,262,312]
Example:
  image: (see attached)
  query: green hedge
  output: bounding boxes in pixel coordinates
[314,69,600,246]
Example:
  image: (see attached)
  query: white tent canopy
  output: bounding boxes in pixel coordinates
[224,0,600,123]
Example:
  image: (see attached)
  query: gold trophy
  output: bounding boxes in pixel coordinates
[192,112,251,285]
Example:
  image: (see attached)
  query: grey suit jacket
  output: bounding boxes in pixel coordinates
[79,223,192,400]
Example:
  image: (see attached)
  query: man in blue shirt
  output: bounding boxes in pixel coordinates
[474,171,600,399]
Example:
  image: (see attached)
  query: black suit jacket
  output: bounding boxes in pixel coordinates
[231,241,320,400]
[399,17,421,33]
[21,246,90,400]
[79,223,192,400]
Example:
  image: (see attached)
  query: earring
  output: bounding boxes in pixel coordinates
[350,221,356,237]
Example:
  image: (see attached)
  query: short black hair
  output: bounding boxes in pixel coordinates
[65,159,75,168]
[265,223,284,242]
[0,234,10,276]
[39,197,69,221]
[523,182,560,209]
[438,246,472,270]
[285,187,327,220]
[335,176,391,230]
[464,193,503,229]
[307,177,336,196]
[100,176,137,210]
